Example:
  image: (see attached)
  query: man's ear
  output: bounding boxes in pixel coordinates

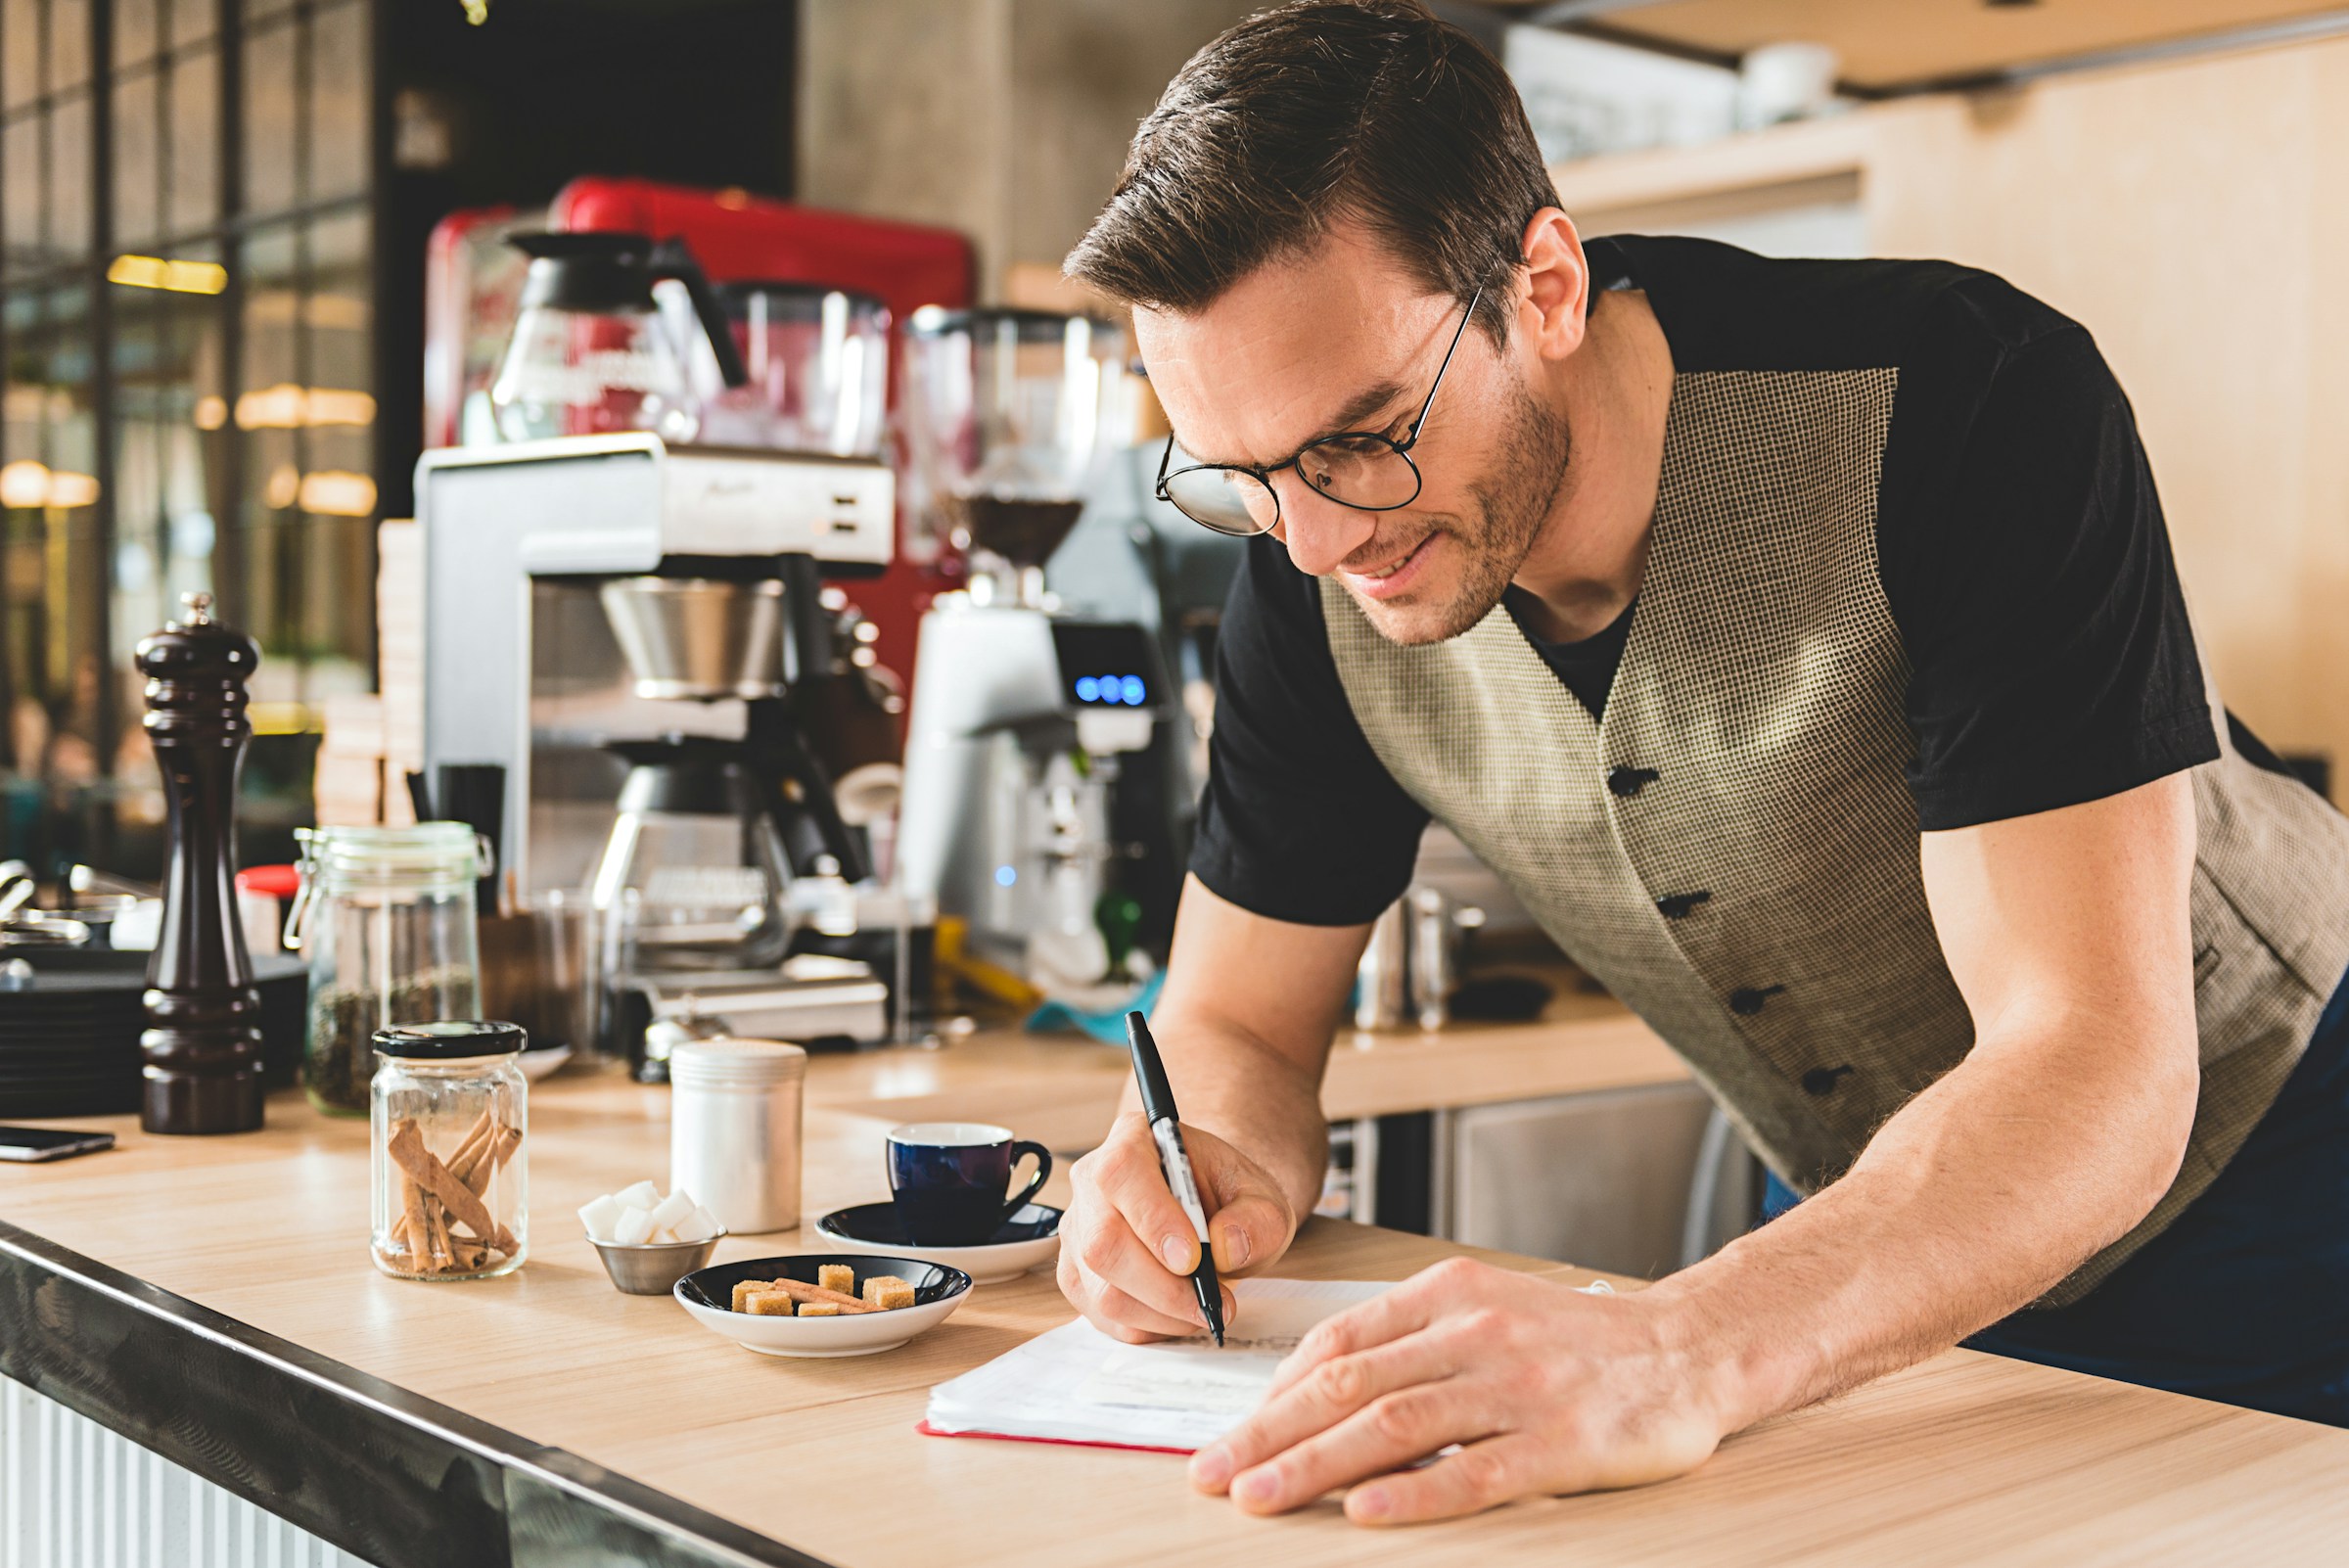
[1517,208,1589,362]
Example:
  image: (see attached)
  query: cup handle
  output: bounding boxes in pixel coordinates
[1002,1140,1052,1220]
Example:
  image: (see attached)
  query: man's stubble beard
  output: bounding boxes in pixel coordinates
[1351,376,1573,648]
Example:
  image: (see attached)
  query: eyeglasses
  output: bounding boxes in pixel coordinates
[1153,284,1486,538]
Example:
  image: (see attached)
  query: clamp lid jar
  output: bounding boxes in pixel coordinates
[288,823,489,1115]
[370,1019,529,1281]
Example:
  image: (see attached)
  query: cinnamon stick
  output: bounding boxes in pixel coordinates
[387,1118,517,1254]
[462,1126,521,1197]
[757,1277,882,1314]
[420,1193,453,1270]
[397,1169,433,1268]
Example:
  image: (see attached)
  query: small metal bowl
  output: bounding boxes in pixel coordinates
[588,1230,727,1295]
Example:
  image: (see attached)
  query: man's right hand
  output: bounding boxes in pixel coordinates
[1058,1110,1299,1343]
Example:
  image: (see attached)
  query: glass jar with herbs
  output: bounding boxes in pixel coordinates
[286,824,488,1116]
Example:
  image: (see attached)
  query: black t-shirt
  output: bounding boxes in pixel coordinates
[1191,235,2228,928]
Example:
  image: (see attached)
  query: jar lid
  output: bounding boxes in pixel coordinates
[300,822,486,887]
[373,1020,528,1059]
[669,1037,806,1088]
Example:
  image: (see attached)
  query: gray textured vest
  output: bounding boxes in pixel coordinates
[1322,367,2349,1305]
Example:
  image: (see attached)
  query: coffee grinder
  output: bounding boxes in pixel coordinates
[894,308,1172,991]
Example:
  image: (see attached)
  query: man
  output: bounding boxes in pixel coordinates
[1052,0,2349,1529]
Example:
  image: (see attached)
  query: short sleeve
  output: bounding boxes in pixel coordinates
[1878,320,2218,831]
[1188,536,1429,924]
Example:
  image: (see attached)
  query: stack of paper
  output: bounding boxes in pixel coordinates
[924,1279,1392,1453]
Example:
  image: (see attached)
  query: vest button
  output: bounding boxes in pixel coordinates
[1802,1065,1854,1096]
[1728,984,1785,1016]
[1656,891,1712,919]
[1607,764,1660,798]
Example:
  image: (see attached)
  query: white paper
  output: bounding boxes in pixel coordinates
[925,1278,1392,1452]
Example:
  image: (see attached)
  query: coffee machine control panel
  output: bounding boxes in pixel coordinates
[663,444,893,568]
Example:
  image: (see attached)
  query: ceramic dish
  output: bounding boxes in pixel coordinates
[674,1255,972,1359]
[517,1044,574,1082]
[813,1201,1062,1285]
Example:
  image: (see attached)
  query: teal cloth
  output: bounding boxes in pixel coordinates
[1025,970,1166,1044]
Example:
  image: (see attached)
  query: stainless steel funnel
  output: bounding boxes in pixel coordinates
[599,577,787,701]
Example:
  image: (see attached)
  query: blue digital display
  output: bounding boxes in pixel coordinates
[1070,673,1150,707]
[1050,622,1163,711]
[994,864,1018,888]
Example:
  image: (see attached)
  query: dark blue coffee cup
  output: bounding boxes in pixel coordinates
[886,1122,1052,1246]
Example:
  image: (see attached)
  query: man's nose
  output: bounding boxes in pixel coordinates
[1271,479,1377,577]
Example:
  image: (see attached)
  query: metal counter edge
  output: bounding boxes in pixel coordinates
[0,1219,833,1568]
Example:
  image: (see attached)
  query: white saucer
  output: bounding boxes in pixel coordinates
[813,1202,1063,1285]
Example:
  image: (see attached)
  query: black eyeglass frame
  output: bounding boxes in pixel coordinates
[1153,283,1487,535]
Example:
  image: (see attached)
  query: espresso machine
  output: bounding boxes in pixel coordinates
[895,307,1174,992]
[415,434,900,1062]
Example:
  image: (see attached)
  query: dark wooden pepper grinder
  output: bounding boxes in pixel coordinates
[137,590,266,1133]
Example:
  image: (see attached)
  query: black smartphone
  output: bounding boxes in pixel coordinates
[0,1127,117,1162]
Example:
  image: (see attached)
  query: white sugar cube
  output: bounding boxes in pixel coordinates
[576,1195,623,1241]
[614,1179,661,1211]
[612,1207,655,1245]
[648,1191,695,1234]
[684,1205,720,1241]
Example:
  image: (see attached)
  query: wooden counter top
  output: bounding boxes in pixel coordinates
[5,1056,2346,1567]
[808,991,1687,1150]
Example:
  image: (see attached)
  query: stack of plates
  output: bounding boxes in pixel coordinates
[0,949,306,1119]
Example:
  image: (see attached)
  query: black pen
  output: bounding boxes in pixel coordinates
[1124,1010,1226,1347]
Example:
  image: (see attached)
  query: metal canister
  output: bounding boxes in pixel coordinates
[668,1038,806,1233]
[1355,899,1409,1031]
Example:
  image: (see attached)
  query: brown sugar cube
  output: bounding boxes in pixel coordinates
[732,1279,780,1313]
[797,1303,845,1317]
[816,1264,855,1296]
[744,1291,798,1316]
[861,1275,916,1312]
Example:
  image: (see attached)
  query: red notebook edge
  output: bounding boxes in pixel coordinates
[915,1419,1196,1456]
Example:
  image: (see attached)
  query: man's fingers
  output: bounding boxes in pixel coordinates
[1262,1256,1480,1398]
[1343,1435,1548,1526]
[1205,1191,1286,1275]
[1070,1199,1221,1326]
[1191,1329,1459,1495]
[1222,1379,1494,1516]
[1091,1128,1206,1273]
[1083,1279,1216,1343]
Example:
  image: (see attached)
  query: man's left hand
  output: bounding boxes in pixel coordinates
[1188,1256,1727,1524]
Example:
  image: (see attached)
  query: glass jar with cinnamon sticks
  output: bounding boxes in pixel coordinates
[369,1021,529,1280]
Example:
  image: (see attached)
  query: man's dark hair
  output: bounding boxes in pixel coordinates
[1066,0,1557,343]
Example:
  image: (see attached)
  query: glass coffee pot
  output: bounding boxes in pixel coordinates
[588,736,797,980]
[486,232,747,444]
[693,282,891,457]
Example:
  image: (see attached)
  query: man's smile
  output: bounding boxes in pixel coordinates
[1338,530,1443,599]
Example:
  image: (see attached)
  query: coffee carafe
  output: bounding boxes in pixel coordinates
[592,735,797,976]
[487,232,748,444]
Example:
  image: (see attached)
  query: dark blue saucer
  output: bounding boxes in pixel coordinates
[819,1201,1062,1248]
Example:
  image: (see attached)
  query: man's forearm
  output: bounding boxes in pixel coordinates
[1652,1007,2199,1432]
[1142,1008,1331,1238]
